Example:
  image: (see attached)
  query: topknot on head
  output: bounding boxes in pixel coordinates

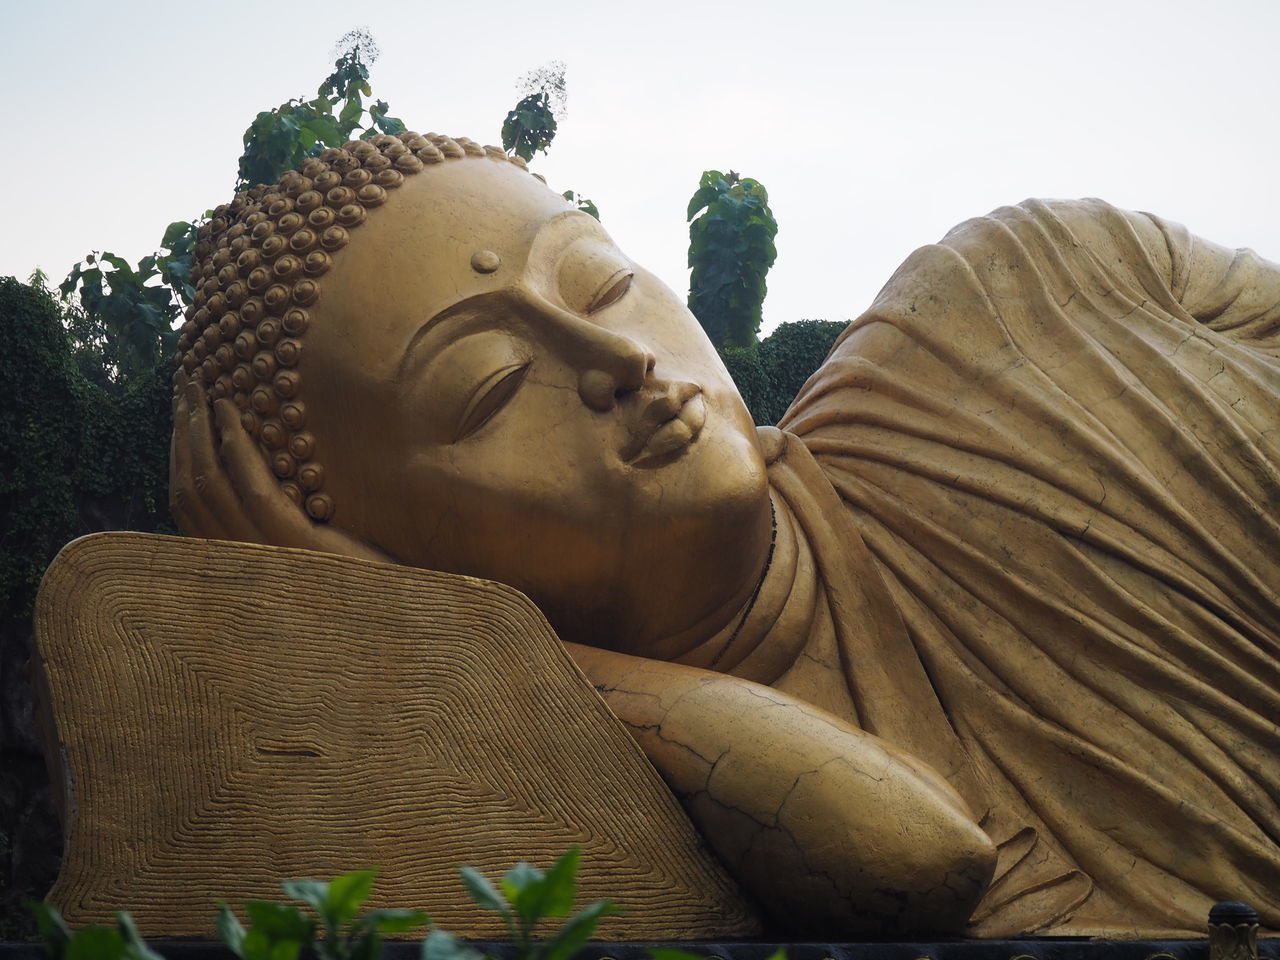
[176,133,527,523]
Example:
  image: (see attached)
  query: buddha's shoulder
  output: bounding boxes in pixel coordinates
[935,197,1167,261]
[817,199,1175,371]
[853,198,1171,314]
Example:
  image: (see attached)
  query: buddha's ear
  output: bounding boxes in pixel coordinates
[172,375,392,565]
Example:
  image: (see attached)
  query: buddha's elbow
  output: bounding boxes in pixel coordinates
[699,747,997,938]
[814,780,998,937]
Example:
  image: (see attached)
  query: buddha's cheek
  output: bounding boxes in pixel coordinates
[396,451,623,587]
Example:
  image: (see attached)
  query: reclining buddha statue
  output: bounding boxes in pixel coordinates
[162,131,1279,939]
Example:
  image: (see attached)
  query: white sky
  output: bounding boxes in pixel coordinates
[3,0,1279,335]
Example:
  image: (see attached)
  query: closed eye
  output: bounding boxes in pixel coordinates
[456,362,529,440]
[586,270,633,315]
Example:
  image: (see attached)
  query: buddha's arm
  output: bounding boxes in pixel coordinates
[566,642,996,936]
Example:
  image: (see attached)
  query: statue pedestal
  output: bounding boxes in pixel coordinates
[33,533,755,939]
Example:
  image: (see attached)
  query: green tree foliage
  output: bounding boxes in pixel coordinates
[2,32,509,939]
[717,346,772,424]
[1,277,84,625]
[57,218,195,381]
[1,275,173,938]
[59,30,407,374]
[0,275,174,625]
[4,38,407,931]
[502,62,566,164]
[501,62,598,219]
[687,170,778,350]
[721,319,847,425]
[237,29,405,189]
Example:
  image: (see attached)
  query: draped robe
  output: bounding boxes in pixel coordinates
[694,200,1280,936]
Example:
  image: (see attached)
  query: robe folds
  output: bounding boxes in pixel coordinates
[771,199,1280,936]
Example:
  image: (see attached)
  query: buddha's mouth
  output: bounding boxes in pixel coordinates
[624,382,705,467]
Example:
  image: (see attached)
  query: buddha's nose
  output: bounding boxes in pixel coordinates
[513,286,655,411]
[578,334,655,412]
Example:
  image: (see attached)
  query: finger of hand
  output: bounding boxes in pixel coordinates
[169,372,184,516]
[184,389,261,543]
[169,383,189,529]
[214,398,314,548]
[170,382,222,538]
[214,401,392,564]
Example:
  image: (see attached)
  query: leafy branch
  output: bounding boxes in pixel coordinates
[502,61,568,164]
[57,28,406,386]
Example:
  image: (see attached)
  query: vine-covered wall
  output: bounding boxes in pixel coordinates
[719,319,848,426]
[0,276,173,936]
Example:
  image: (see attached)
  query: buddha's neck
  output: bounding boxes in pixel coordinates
[673,432,829,686]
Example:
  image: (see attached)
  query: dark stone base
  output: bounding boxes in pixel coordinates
[1,940,1278,960]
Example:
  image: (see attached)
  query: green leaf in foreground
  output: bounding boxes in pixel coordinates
[215,902,247,958]
[243,901,313,942]
[27,901,72,960]
[455,848,619,960]
[358,909,430,935]
[540,898,619,960]
[510,847,579,927]
[458,865,509,916]
[115,913,165,960]
[26,906,165,960]
[327,870,379,927]
[422,929,486,960]
[63,926,125,960]
[280,878,330,916]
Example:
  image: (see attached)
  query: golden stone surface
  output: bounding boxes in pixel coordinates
[39,134,1280,938]
[34,533,755,938]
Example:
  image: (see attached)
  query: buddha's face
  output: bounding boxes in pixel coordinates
[300,158,772,656]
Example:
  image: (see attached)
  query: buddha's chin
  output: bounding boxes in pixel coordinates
[583,452,773,659]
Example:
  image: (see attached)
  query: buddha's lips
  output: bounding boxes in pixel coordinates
[624,382,705,465]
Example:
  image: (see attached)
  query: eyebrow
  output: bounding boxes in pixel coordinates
[529,208,613,258]
[397,297,502,380]
[541,207,604,233]
[396,209,610,377]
